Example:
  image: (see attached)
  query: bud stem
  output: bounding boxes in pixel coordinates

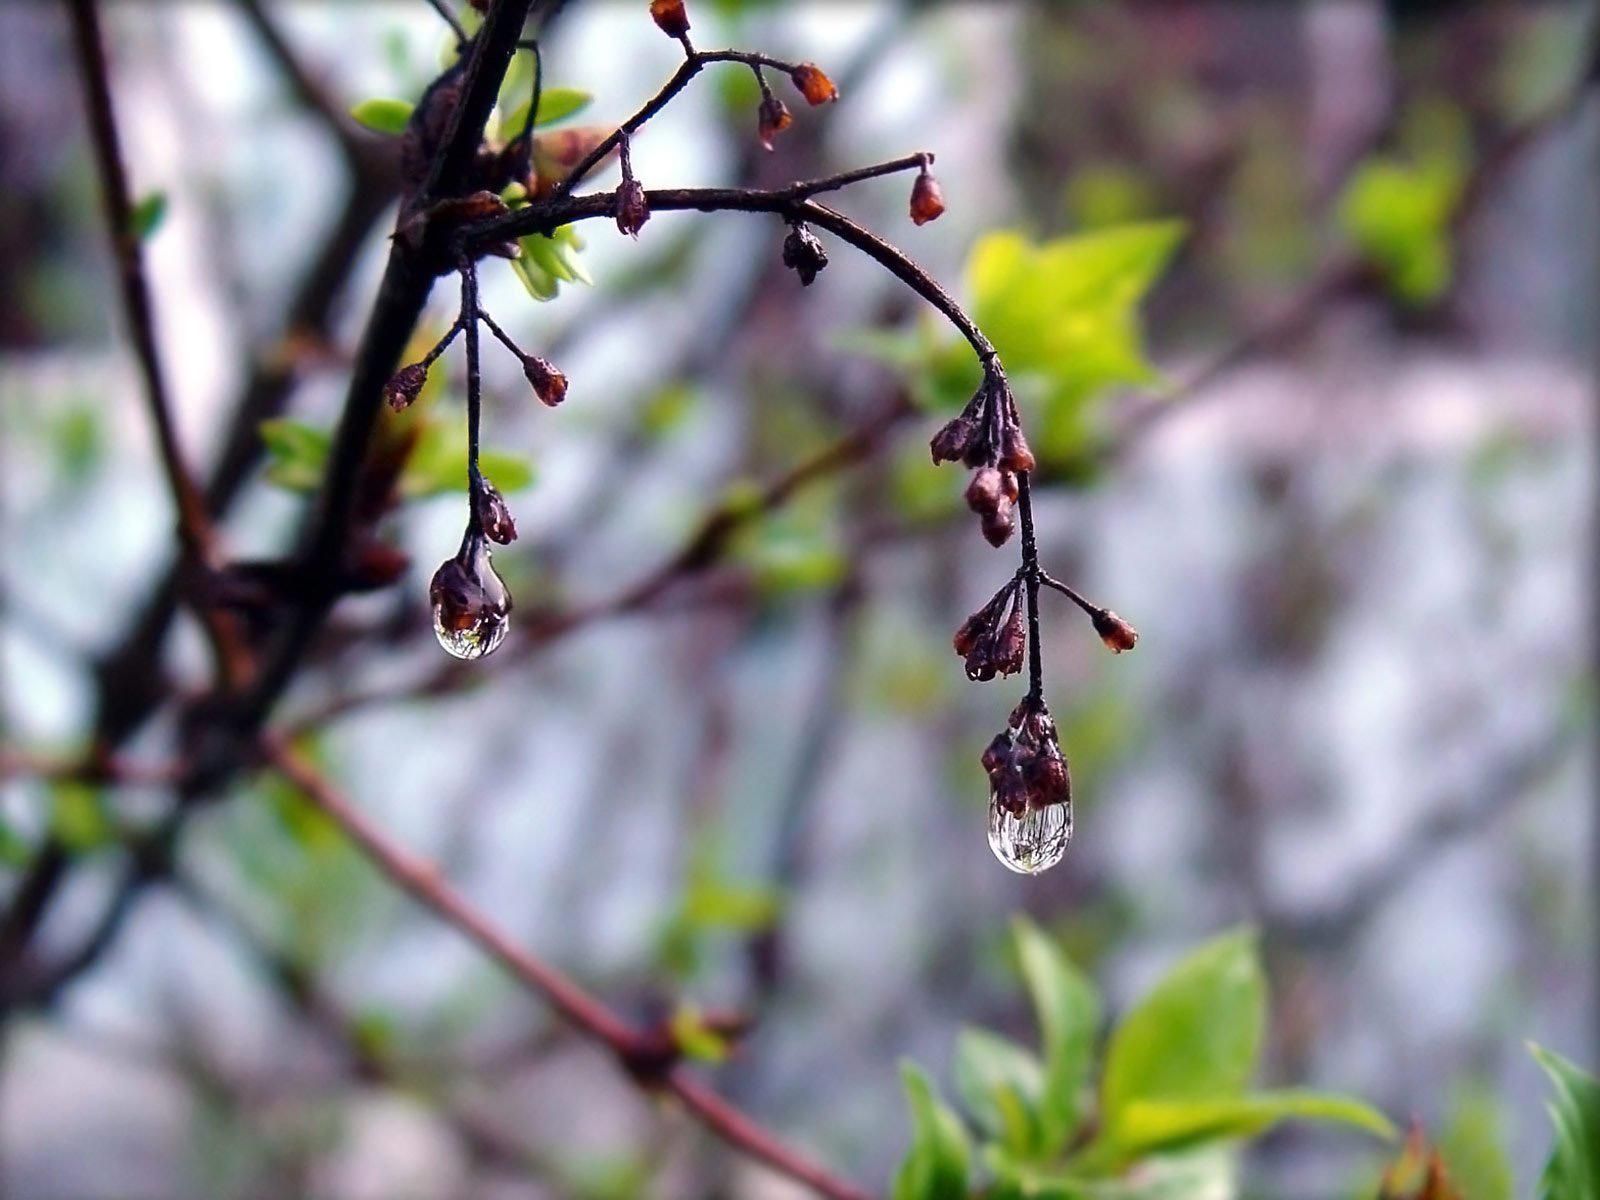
[1038,571,1105,621]
[459,255,485,530]
[1016,470,1044,704]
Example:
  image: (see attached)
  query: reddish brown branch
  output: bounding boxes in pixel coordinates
[262,737,873,1200]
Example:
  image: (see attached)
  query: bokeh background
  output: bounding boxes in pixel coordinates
[1,2,1595,1197]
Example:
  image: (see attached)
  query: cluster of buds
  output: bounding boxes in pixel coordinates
[930,365,1035,546]
[982,698,1071,819]
[953,576,1025,681]
[781,222,828,286]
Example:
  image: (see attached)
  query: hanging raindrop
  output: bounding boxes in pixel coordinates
[987,793,1071,874]
[430,536,511,659]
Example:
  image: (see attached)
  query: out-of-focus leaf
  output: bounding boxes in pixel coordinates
[50,783,111,852]
[1530,1044,1600,1200]
[954,1027,1046,1156]
[1338,154,1463,305]
[681,877,781,931]
[502,86,593,137]
[892,1062,971,1200]
[1014,917,1101,1154]
[964,221,1183,461]
[1111,1090,1394,1158]
[349,97,415,135]
[1439,1086,1516,1200]
[987,1145,1235,1200]
[1099,930,1263,1141]
[669,1005,730,1064]
[260,418,331,491]
[129,191,167,241]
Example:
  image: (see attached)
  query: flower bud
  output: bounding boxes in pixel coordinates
[909,170,945,226]
[649,0,690,38]
[523,354,568,407]
[789,63,838,106]
[1092,609,1139,653]
[980,732,1012,776]
[1023,750,1071,809]
[929,416,974,465]
[965,467,1007,516]
[474,478,518,545]
[781,224,829,286]
[383,362,428,412]
[616,177,650,238]
[993,599,1026,676]
[757,94,793,151]
[998,424,1036,474]
[981,507,1016,548]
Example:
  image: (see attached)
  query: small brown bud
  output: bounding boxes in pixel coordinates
[980,733,1012,776]
[383,362,428,412]
[930,416,974,465]
[474,478,518,545]
[649,0,690,39]
[789,63,838,106]
[1093,609,1139,653]
[992,770,1029,818]
[616,177,650,238]
[909,170,945,226]
[998,425,1036,474]
[523,355,568,407]
[965,467,1007,516]
[757,94,793,151]
[994,599,1025,676]
[781,224,829,286]
[1023,751,1071,809]
[981,507,1016,548]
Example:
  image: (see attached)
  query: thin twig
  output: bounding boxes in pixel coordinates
[261,738,873,1200]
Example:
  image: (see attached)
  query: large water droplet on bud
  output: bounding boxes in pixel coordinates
[430,540,511,660]
[987,793,1070,874]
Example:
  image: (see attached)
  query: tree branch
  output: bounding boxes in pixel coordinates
[261,737,873,1200]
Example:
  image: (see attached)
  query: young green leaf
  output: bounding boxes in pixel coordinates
[1099,929,1264,1134]
[501,86,594,136]
[1110,1090,1395,1159]
[1530,1044,1600,1200]
[1013,917,1101,1154]
[1338,155,1463,305]
[893,1062,972,1200]
[953,1027,1046,1156]
[128,191,167,241]
[349,97,415,135]
[1439,1085,1516,1200]
[259,418,331,491]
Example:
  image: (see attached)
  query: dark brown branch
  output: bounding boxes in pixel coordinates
[262,739,873,1200]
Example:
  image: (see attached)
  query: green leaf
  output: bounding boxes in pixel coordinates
[50,783,112,853]
[402,421,534,499]
[128,191,167,241]
[892,1062,971,1200]
[1111,1090,1394,1158]
[680,877,782,932]
[1531,1044,1600,1200]
[986,1145,1235,1200]
[1099,929,1264,1139]
[1338,154,1463,305]
[349,97,415,135]
[502,86,593,136]
[511,252,561,301]
[964,221,1183,461]
[954,1027,1046,1156]
[669,1005,730,1064]
[259,418,331,492]
[1439,1085,1516,1200]
[1013,917,1101,1154]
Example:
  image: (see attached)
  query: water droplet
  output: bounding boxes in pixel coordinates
[987,793,1070,874]
[430,540,511,660]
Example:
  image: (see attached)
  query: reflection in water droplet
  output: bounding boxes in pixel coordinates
[430,541,512,660]
[987,793,1071,874]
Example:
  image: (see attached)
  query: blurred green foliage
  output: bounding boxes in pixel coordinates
[892,923,1393,1199]
[1531,1045,1600,1200]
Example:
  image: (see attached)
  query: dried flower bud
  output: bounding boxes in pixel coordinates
[981,507,1016,548]
[383,362,428,412]
[993,599,1026,676]
[430,538,512,660]
[930,416,975,465]
[781,224,829,286]
[998,424,1036,474]
[523,355,568,407]
[649,0,690,38]
[789,63,838,106]
[616,177,650,238]
[757,94,792,151]
[980,732,1012,776]
[474,478,518,545]
[965,467,1007,516]
[909,170,945,225]
[954,582,1015,659]
[1092,609,1139,653]
[1023,750,1071,809]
